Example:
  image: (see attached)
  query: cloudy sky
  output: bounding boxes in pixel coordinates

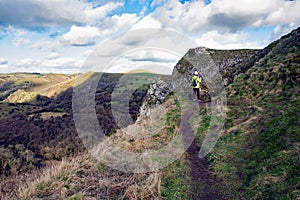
[0,0,299,74]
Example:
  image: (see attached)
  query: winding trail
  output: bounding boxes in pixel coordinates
[180,108,222,199]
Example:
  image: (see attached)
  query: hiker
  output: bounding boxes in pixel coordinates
[191,71,201,101]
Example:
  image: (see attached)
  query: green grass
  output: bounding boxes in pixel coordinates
[67,192,83,200]
[161,98,192,199]
[114,73,157,90]
[208,74,300,199]
[242,100,300,199]
[218,99,298,199]
[204,28,300,199]
[161,159,191,200]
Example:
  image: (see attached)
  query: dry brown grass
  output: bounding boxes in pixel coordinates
[40,112,67,120]
[4,89,39,103]
[109,98,179,152]
[0,153,163,200]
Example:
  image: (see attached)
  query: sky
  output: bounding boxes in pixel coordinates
[0,0,299,74]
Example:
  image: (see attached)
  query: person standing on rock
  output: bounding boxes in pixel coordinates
[191,71,202,101]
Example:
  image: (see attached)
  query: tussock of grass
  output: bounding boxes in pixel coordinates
[1,154,162,200]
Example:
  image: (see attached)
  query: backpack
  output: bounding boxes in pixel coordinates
[191,79,197,87]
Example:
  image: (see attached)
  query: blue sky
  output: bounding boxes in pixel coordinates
[0,0,299,74]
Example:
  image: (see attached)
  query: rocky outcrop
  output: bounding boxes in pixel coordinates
[207,49,259,86]
[176,47,260,87]
[138,47,259,116]
[138,77,171,118]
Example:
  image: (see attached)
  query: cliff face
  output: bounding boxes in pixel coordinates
[175,48,259,87]
[138,77,171,118]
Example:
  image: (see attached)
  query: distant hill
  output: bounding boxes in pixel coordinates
[124,69,158,74]
[0,73,90,103]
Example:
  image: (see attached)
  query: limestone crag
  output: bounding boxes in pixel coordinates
[138,77,171,119]
[138,47,259,115]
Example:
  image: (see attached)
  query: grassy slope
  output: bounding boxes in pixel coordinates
[207,28,300,199]
[0,72,155,198]
[0,73,85,103]
[3,97,190,199]
[0,70,187,200]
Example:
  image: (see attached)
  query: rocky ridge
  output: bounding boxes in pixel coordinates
[138,47,260,117]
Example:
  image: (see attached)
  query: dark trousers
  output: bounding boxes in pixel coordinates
[193,88,200,100]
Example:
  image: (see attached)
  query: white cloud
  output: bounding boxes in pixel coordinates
[150,0,167,8]
[46,52,61,60]
[105,58,174,74]
[7,25,26,36]
[0,58,8,65]
[42,57,80,68]
[89,28,198,59]
[0,58,8,70]
[29,40,61,51]
[60,26,101,46]
[208,0,300,29]
[271,23,299,40]
[152,0,300,33]
[139,6,147,16]
[1,0,299,74]
[124,49,178,63]
[0,0,123,29]
[83,49,94,58]
[196,31,261,49]
[81,28,198,73]
[16,58,36,68]
[265,0,300,25]
[84,2,124,24]
[210,0,278,17]
[59,13,140,47]
[2,0,299,40]
[132,16,162,29]
[7,26,30,47]
[101,13,139,35]
[13,56,82,74]
[13,37,30,47]
[152,0,210,33]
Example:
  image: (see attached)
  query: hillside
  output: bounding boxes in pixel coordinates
[0,27,299,199]
[135,27,299,199]
[208,27,300,199]
[0,73,75,102]
[0,72,154,184]
[172,27,300,198]
[3,97,189,200]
